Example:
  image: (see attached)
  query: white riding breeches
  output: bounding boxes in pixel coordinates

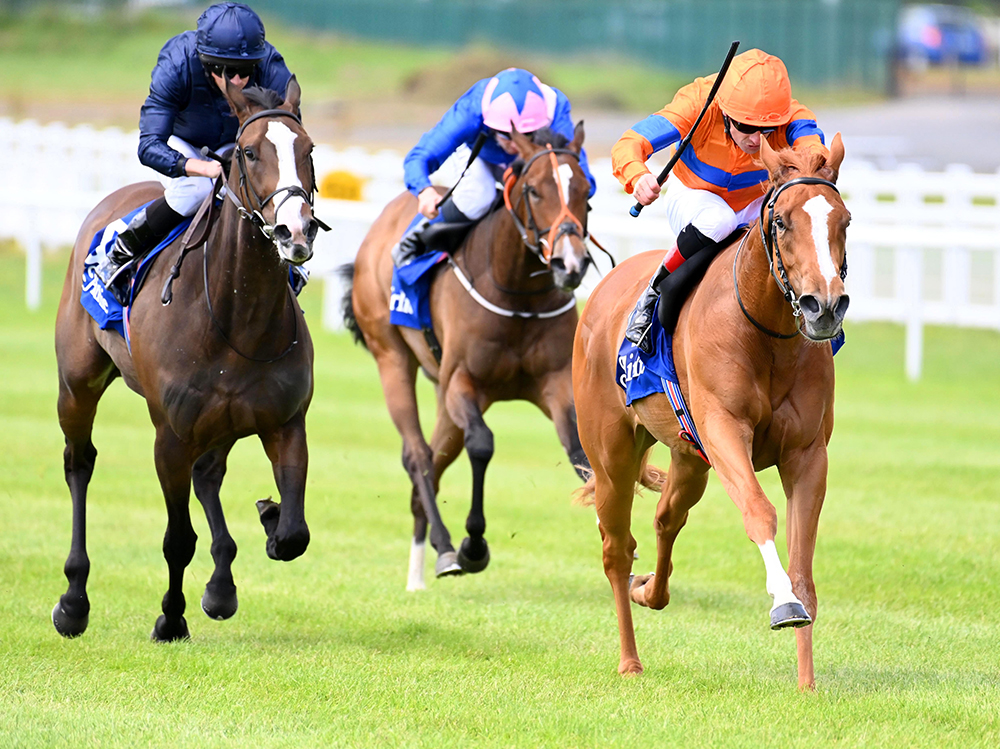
[661,174,765,242]
[163,136,235,217]
[449,156,502,220]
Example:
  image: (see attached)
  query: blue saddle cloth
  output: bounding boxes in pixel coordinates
[80,202,192,346]
[389,250,448,329]
[616,300,846,406]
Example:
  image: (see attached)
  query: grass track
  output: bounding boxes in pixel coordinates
[1,245,999,747]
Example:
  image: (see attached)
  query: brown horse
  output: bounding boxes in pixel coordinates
[53,79,323,641]
[344,125,592,589]
[573,134,848,689]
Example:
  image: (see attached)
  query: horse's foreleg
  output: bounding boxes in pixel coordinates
[192,444,238,620]
[632,450,709,611]
[778,442,829,691]
[258,412,310,562]
[443,369,493,574]
[151,426,196,642]
[702,414,810,631]
[374,349,458,580]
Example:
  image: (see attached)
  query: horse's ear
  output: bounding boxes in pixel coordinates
[509,125,536,159]
[824,132,845,182]
[758,132,782,178]
[283,75,302,118]
[226,77,251,123]
[570,120,585,154]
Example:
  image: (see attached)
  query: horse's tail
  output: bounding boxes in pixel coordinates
[571,449,667,507]
[337,263,367,350]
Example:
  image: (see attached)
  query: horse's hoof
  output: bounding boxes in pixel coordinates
[201,587,238,621]
[457,537,490,574]
[52,602,88,638]
[770,601,812,630]
[151,615,190,642]
[435,551,464,577]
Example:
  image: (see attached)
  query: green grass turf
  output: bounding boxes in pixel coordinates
[1,242,999,747]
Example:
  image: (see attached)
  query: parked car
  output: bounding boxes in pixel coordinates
[898,3,989,67]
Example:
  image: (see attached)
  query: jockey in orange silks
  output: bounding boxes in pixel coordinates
[611,48,828,352]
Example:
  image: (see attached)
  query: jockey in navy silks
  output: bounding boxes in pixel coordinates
[393,68,597,267]
[97,2,294,304]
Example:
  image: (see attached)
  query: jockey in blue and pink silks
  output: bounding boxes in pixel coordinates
[393,67,597,267]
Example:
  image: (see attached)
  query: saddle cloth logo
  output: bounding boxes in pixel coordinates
[389,250,447,330]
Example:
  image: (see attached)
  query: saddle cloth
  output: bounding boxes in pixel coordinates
[80,202,192,345]
[389,250,448,329]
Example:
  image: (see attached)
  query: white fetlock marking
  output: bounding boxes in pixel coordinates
[757,540,802,610]
[406,539,426,591]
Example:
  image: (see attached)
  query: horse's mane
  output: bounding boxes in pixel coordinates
[529,127,569,149]
[506,128,572,178]
[242,86,285,110]
[766,146,837,184]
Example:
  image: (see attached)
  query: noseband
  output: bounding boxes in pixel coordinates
[735,176,847,339]
[503,145,587,264]
[226,108,330,242]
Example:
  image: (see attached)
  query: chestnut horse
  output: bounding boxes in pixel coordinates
[573,134,849,688]
[344,125,591,589]
[53,79,323,641]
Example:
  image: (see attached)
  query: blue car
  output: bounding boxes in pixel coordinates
[898,3,989,67]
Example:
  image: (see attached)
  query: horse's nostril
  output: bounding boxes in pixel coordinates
[305,219,319,243]
[835,295,850,319]
[799,294,821,316]
[273,225,292,243]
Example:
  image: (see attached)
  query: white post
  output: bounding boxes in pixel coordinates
[899,245,924,381]
[25,230,42,311]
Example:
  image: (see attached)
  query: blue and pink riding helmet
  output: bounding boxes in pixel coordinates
[481,68,557,134]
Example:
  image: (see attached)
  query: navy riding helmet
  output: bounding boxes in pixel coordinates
[196,2,267,69]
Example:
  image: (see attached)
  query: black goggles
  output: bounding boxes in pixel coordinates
[204,62,257,80]
[727,116,776,136]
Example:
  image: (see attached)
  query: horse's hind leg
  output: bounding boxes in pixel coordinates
[536,370,590,479]
[192,444,238,620]
[442,368,493,574]
[630,449,709,611]
[151,425,197,641]
[52,358,117,638]
[258,412,310,562]
[373,347,458,581]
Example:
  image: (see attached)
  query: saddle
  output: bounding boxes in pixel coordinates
[656,227,747,335]
[159,187,223,304]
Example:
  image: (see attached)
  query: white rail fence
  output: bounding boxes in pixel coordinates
[3,117,999,380]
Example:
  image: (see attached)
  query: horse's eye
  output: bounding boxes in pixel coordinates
[527,185,540,199]
[774,216,786,230]
[243,146,256,161]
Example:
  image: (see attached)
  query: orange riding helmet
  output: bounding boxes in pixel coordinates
[715,49,792,127]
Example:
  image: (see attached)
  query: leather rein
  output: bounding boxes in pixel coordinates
[733,176,846,339]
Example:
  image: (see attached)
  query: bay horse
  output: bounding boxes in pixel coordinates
[344,125,592,589]
[573,134,849,689]
[53,78,323,641]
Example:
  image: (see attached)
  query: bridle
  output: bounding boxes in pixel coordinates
[734,176,847,339]
[224,107,330,243]
[502,144,587,264]
[209,107,327,363]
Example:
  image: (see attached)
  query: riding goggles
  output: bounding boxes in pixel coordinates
[727,116,776,136]
[204,62,257,80]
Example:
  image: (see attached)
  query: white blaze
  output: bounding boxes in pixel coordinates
[552,161,580,272]
[265,120,306,237]
[802,194,838,285]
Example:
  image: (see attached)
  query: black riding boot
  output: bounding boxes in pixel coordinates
[391,198,473,267]
[97,197,183,305]
[624,263,671,353]
[624,224,715,354]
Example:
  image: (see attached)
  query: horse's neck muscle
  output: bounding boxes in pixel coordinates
[461,208,552,298]
[204,205,291,334]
